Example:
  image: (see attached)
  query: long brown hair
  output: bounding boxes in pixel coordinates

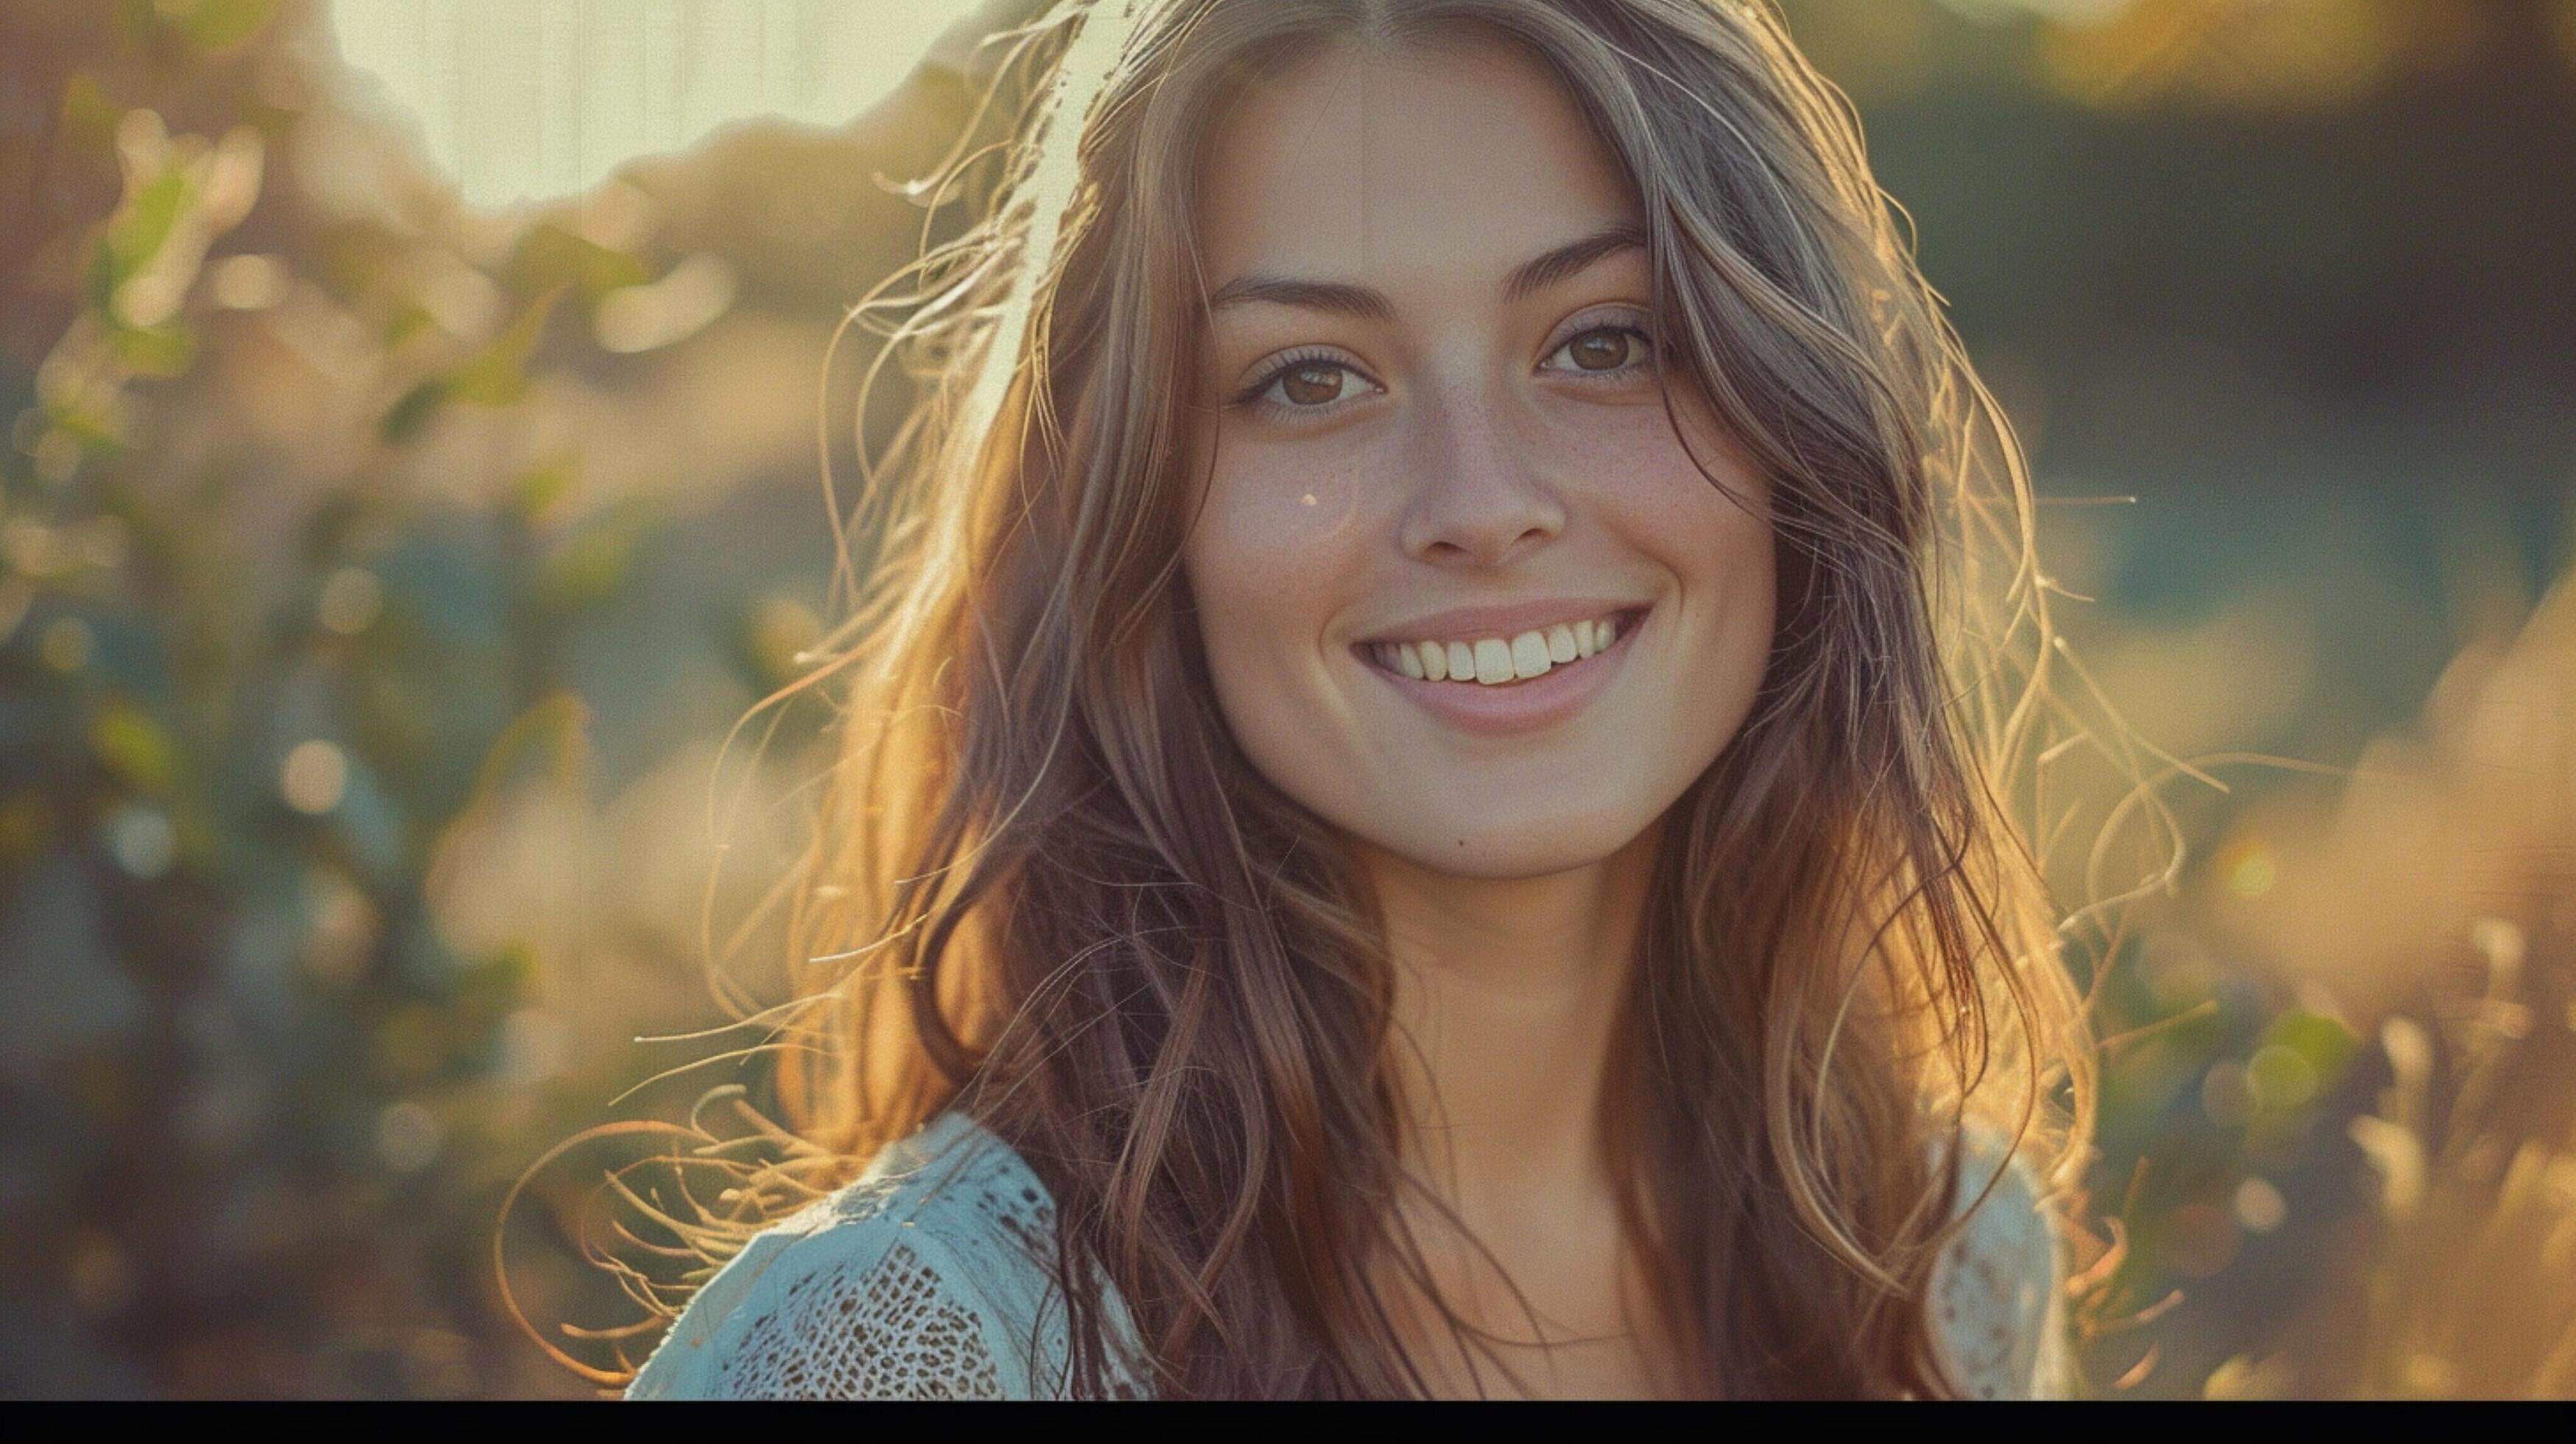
[573,0,2138,1399]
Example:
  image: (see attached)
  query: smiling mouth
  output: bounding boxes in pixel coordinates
[1352,605,1650,687]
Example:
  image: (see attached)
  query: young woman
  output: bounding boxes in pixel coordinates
[611,0,2106,1400]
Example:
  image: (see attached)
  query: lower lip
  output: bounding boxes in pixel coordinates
[1355,609,1646,738]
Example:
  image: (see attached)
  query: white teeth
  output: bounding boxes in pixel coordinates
[1509,630,1552,679]
[1375,612,1632,685]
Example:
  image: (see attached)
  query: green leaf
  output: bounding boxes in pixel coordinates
[509,455,580,525]
[383,301,436,350]
[111,321,196,377]
[2257,1007,2360,1084]
[59,74,117,157]
[94,167,191,306]
[462,691,591,803]
[538,511,648,613]
[91,699,182,795]
[379,378,449,444]
[174,0,282,53]
[48,407,124,451]
[503,225,650,307]
[377,287,566,442]
[444,284,564,405]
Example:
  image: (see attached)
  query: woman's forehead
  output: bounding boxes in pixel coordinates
[1194,38,1641,300]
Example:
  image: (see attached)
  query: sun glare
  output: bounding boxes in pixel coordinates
[325,0,987,211]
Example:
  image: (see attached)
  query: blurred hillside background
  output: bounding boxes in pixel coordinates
[1,0,2571,1400]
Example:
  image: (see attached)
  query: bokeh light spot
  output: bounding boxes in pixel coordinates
[374,1099,443,1174]
[2233,1176,2288,1234]
[2247,1042,2319,1110]
[2202,1059,2254,1126]
[209,252,290,309]
[102,804,178,879]
[281,740,348,814]
[2223,840,2278,899]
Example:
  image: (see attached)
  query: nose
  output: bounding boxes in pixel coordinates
[1395,381,1566,567]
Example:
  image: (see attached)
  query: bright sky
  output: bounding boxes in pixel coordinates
[326,0,987,211]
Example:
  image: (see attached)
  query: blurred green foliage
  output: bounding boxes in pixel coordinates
[0,0,2569,1400]
[0,0,844,1398]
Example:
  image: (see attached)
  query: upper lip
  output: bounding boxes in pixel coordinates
[1355,597,1650,645]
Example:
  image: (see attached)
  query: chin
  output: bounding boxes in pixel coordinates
[1358,804,1654,882]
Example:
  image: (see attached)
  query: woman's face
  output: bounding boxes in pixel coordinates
[1182,38,1776,880]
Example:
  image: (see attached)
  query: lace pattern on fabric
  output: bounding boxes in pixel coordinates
[628,1110,2062,1400]
[712,1237,1005,1400]
[624,1110,1151,1401]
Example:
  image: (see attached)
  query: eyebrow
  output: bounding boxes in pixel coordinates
[1205,220,1648,320]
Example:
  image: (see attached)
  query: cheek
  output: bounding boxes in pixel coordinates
[1579,402,1774,585]
[1185,439,1377,648]
[1583,405,1778,749]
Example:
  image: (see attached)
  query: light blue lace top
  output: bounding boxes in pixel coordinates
[623,1110,2071,1400]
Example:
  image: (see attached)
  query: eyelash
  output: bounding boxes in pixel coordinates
[1228,323,1662,419]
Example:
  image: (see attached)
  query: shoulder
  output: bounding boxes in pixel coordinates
[1928,1121,2074,1401]
[623,1111,1076,1401]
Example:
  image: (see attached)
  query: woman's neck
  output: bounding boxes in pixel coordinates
[1345,820,1677,1395]
[1355,821,1663,1224]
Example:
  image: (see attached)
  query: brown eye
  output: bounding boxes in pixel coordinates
[1568,331,1629,371]
[1280,363,1347,406]
[1544,322,1656,380]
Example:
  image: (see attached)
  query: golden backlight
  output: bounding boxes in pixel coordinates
[326,0,986,210]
